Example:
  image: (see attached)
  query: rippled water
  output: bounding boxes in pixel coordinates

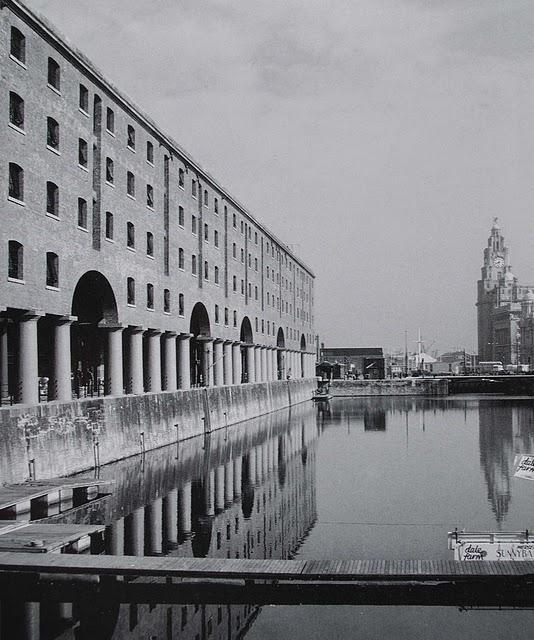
[5,396,534,639]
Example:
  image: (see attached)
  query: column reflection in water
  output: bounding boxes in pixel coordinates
[1,402,318,639]
[145,496,163,555]
[163,488,178,550]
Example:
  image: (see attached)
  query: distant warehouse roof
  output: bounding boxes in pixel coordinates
[321,348,384,357]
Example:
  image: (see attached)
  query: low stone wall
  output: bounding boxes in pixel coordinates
[330,379,449,397]
[0,379,315,485]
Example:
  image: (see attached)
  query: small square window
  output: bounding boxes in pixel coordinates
[79,84,89,112]
[10,27,25,64]
[77,198,87,229]
[78,138,88,168]
[47,117,59,150]
[105,212,114,240]
[127,125,136,150]
[46,252,59,288]
[146,232,154,257]
[9,163,24,202]
[106,157,114,184]
[127,171,135,198]
[106,107,115,133]
[127,221,135,248]
[8,241,23,280]
[46,181,59,216]
[127,277,135,305]
[164,289,171,313]
[9,92,24,130]
[47,58,60,91]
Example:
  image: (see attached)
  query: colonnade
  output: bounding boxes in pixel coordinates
[108,434,294,557]
[0,314,317,406]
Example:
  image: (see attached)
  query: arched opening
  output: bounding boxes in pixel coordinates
[189,302,211,386]
[71,271,118,396]
[276,327,285,380]
[240,317,253,383]
[300,334,307,379]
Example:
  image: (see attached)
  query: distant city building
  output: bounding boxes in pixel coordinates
[408,351,436,372]
[438,351,478,374]
[477,219,534,366]
[319,347,385,379]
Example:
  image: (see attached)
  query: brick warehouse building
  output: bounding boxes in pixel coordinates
[0,1,316,406]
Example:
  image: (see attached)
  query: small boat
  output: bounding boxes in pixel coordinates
[313,383,332,401]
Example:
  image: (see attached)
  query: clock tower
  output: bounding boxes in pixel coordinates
[477,219,520,363]
[480,217,508,287]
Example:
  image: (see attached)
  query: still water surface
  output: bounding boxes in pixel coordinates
[8,396,534,639]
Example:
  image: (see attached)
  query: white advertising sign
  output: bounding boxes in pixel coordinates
[514,455,534,481]
[448,531,533,562]
[454,541,534,561]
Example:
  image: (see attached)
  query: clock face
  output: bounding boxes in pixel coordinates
[493,257,504,268]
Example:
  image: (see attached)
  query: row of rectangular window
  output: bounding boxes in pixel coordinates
[10,27,309,281]
[8,174,299,295]
[126,279,173,312]
[10,27,157,163]
[11,29,250,238]
[7,241,58,287]
[7,161,155,212]
[7,241,273,325]
[8,174,302,288]
[105,159,154,206]
[8,167,308,313]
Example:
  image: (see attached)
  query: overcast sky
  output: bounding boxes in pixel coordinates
[26,0,534,354]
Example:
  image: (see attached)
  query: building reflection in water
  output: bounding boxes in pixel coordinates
[1,403,317,639]
[478,400,534,524]
[7,396,534,638]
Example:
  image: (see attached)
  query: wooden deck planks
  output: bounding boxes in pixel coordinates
[0,478,113,512]
[0,553,532,581]
[0,523,106,553]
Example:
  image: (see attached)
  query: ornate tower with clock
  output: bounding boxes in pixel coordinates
[479,218,509,287]
[477,219,521,363]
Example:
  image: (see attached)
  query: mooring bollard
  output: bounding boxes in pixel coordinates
[140,431,145,455]
[175,423,180,459]
[92,433,100,470]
